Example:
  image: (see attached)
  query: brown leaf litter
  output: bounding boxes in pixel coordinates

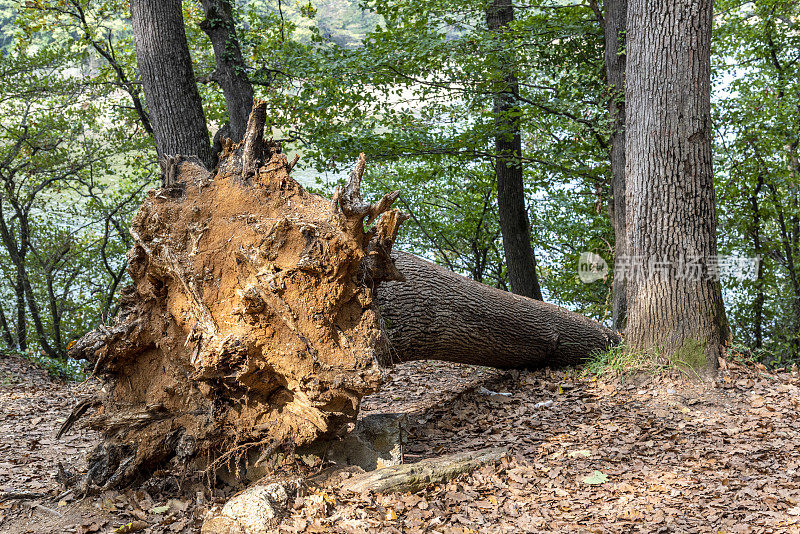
[2,353,800,533]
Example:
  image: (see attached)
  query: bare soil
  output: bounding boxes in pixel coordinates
[2,353,800,533]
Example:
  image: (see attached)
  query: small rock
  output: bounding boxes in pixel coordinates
[201,480,300,534]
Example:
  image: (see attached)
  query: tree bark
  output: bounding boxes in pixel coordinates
[378,252,618,369]
[130,0,213,168]
[625,0,730,370]
[199,0,255,144]
[750,172,764,348]
[602,0,627,332]
[486,0,543,301]
[14,267,25,350]
[0,303,13,349]
[0,198,28,350]
[340,447,509,494]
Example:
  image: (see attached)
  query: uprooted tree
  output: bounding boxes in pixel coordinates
[65,103,618,493]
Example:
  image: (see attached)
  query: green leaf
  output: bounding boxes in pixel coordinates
[582,470,608,485]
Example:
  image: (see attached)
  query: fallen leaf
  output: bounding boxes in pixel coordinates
[582,470,608,485]
[114,521,147,534]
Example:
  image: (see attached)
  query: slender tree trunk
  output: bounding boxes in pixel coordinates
[0,302,13,348]
[0,197,25,350]
[787,146,800,352]
[486,0,542,301]
[199,0,254,144]
[768,182,800,349]
[21,268,56,357]
[14,267,26,350]
[130,0,213,168]
[46,272,64,356]
[750,173,764,349]
[603,0,627,332]
[625,0,729,370]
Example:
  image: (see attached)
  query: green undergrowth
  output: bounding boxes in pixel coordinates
[728,342,799,370]
[581,342,709,379]
[583,340,799,379]
[2,348,87,382]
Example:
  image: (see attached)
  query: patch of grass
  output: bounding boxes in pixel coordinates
[581,344,662,377]
[582,340,711,378]
[669,338,708,369]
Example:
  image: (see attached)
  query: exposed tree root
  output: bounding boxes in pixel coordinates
[67,102,407,492]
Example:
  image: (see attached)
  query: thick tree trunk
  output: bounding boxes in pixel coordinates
[625,0,730,369]
[486,0,543,301]
[199,0,255,143]
[130,0,213,168]
[603,0,627,332]
[378,252,618,369]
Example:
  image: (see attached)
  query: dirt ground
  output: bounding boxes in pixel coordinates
[1,353,799,533]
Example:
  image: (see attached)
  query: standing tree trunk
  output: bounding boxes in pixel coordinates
[486,0,543,301]
[625,0,730,370]
[14,267,26,350]
[750,172,764,349]
[602,0,627,332]
[199,0,255,144]
[0,303,13,349]
[130,0,213,169]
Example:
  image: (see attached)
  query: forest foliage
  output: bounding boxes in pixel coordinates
[0,0,797,366]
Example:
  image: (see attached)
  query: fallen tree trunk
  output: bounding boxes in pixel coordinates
[379,252,619,368]
[65,103,617,491]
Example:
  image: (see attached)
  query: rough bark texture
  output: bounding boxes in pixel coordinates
[340,447,509,494]
[603,0,628,332]
[486,0,543,301]
[625,0,730,368]
[748,172,765,349]
[378,252,619,368]
[131,0,213,168]
[199,0,255,143]
[67,103,406,492]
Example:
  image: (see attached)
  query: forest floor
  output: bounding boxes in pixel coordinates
[1,353,799,533]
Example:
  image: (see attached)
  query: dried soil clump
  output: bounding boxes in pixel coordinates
[68,102,406,492]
